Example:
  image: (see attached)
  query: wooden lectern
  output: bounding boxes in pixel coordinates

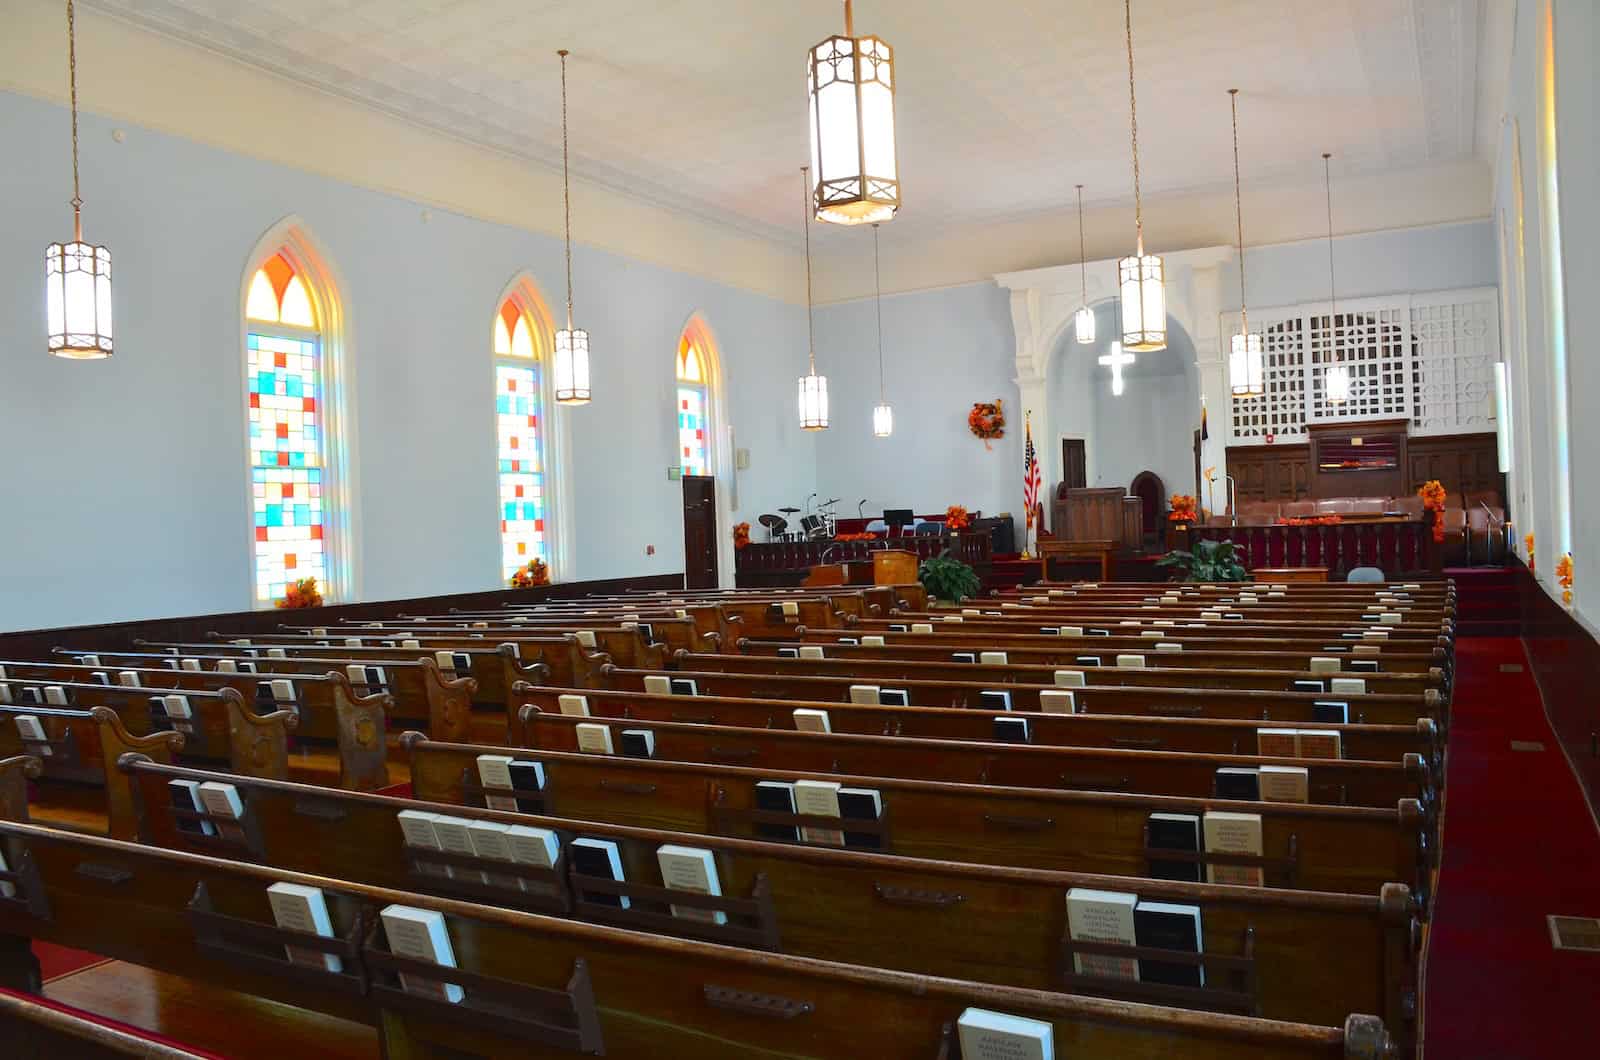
[872,550,919,586]
[1053,487,1143,549]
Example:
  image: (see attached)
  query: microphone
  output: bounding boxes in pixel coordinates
[858,499,867,517]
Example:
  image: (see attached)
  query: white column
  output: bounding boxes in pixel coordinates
[1187,262,1233,518]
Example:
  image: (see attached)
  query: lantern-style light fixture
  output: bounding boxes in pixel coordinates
[809,0,899,226]
[1322,152,1350,405]
[1073,184,1095,345]
[46,0,112,361]
[798,167,830,431]
[1117,0,1165,353]
[870,224,893,437]
[552,50,591,405]
[1227,90,1263,398]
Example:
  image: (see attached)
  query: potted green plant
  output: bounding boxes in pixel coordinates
[1155,538,1249,582]
[919,549,981,604]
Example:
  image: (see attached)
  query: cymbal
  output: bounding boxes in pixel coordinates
[777,507,801,513]
[758,514,787,529]
[819,498,840,506]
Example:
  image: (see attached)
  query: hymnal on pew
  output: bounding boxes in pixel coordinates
[504,824,561,894]
[1312,700,1349,724]
[1293,680,1326,694]
[656,844,726,925]
[980,651,1008,665]
[570,837,629,908]
[979,690,1012,711]
[619,729,656,758]
[1147,812,1201,882]
[1038,689,1076,714]
[379,905,464,1003]
[838,787,882,849]
[993,716,1030,744]
[669,678,699,696]
[957,1007,1054,1060]
[1203,811,1264,886]
[848,685,881,705]
[1134,900,1204,987]
[754,781,800,841]
[1330,677,1366,695]
[1116,654,1146,669]
[1065,888,1139,980]
[558,694,591,716]
[1075,656,1102,667]
[168,780,216,837]
[793,708,832,733]
[1256,728,1300,757]
[197,781,247,843]
[1214,767,1260,801]
[1259,765,1309,803]
[427,816,483,883]
[13,716,48,755]
[793,780,845,846]
[266,883,342,972]
[878,688,910,706]
[575,722,614,754]
[951,652,977,663]
[1054,670,1086,688]
[476,755,518,811]
[464,820,525,891]
[397,810,452,878]
[799,646,825,660]
[644,675,672,695]
[1297,729,1342,759]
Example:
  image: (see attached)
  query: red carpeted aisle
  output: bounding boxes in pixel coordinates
[1423,637,1600,1057]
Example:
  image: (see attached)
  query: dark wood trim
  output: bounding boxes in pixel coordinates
[1516,561,1600,818]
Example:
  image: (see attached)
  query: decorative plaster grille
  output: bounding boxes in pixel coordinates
[1226,288,1498,444]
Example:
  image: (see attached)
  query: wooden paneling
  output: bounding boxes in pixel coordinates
[1406,434,1503,505]
[1230,432,1501,508]
[1226,445,1310,505]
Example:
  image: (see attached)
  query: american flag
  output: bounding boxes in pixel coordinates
[1022,414,1042,531]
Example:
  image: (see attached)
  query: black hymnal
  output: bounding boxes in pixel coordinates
[1147,812,1202,882]
[1214,767,1261,801]
[878,688,910,706]
[838,787,883,850]
[1312,700,1349,724]
[451,652,472,673]
[505,761,546,811]
[1088,629,1111,637]
[238,660,257,674]
[951,652,977,664]
[637,623,655,643]
[838,637,859,645]
[20,688,41,706]
[1293,679,1326,694]
[993,716,1030,744]
[1134,900,1204,987]
[91,672,111,686]
[888,624,908,633]
[754,781,799,841]
[620,729,656,758]
[364,666,386,690]
[569,838,628,908]
[1075,656,1102,667]
[1340,632,1361,639]
[979,690,1012,711]
[256,682,276,708]
[777,648,799,658]
[1350,659,1380,673]
[669,678,699,697]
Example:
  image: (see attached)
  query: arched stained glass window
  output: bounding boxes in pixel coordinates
[676,331,712,476]
[496,297,548,579]
[246,252,327,605]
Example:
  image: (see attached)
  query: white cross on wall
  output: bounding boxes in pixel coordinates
[1098,342,1135,396]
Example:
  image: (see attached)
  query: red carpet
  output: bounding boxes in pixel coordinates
[1422,637,1600,1057]
[34,943,105,981]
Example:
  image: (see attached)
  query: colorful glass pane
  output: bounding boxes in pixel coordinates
[248,331,325,604]
[497,359,547,578]
[677,385,709,476]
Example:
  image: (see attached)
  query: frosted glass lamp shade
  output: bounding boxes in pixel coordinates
[1229,331,1264,397]
[45,240,113,359]
[553,327,591,405]
[809,33,898,225]
[1326,362,1350,405]
[873,402,893,437]
[1074,305,1095,345]
[1118,252,1166,351]
[798,372,830,431]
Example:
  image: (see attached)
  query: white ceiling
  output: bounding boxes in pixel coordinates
[83,0,1495,247]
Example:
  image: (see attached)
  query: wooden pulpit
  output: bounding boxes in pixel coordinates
[872,550,919,586]
[1054,487,1142,549]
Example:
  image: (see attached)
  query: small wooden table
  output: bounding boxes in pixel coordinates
[1252,566,1329,583]
[1039,539,1117,582]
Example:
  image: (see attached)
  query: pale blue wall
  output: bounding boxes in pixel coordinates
[0,90,813,630]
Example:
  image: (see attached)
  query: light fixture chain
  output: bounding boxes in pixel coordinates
[559,49,574,330]
[873,222,885,400]
[1230,89,1246,332]
[1076,184,1088,304]
[67,0,82,234]
[1324,152,1336,337]
[802,166,817,373]
[1124,0,1143,248]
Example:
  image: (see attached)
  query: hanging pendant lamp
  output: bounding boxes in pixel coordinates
[1227,90,1263,397]
[552,50,591,405]
[1322,152,1349,405]
[46,0,112,360]
[871,223,893,437]
[809,0,899,225]
[1073,184,1095,345]
[1117,0,1164,353]
[798,166,830,431]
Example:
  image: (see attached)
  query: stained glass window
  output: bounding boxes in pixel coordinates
[676,333,711,476]
[246,253,326,605]
[496,299,547,580]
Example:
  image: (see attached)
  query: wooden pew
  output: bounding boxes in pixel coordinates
[515,708,1426,810]
[0,817,1397,1058]
[512,683,1440,775]
[0,986,220,1059]
[100,755,1419,1037]
[0,711,181,840]
[403,734,1431,903]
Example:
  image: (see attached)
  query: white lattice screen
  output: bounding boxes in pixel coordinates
[1225,288,1499,444]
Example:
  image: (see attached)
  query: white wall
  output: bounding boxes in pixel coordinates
[1493,0,1597,628]
[809,282,1021,522]
[0,90,814,631]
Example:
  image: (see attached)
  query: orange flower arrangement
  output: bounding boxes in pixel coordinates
[1525,533,1535,572]
[277,577,323,609]
[1557,552,1574,606]
[732,521,751,550]
[1418,480,1447,544]
[967,400,1006,449]
[1277,515,1344,527]
[834,532,879,542]
[1168,494,1197,522]
[945,505,972,532]
[510,558,550,589]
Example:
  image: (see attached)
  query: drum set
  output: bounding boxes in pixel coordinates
[758,497,841,542]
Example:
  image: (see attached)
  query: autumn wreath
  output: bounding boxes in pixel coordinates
[967,399,1006,449]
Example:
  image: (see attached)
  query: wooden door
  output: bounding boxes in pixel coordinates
[682,476,719,589]
[1061,439,1087,490]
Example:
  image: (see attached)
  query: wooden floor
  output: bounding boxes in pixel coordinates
[44,961,378,1059]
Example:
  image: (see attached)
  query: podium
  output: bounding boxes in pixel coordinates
[802,561,873,587]
[1052,487,1143,550]
[871,550,919,586]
